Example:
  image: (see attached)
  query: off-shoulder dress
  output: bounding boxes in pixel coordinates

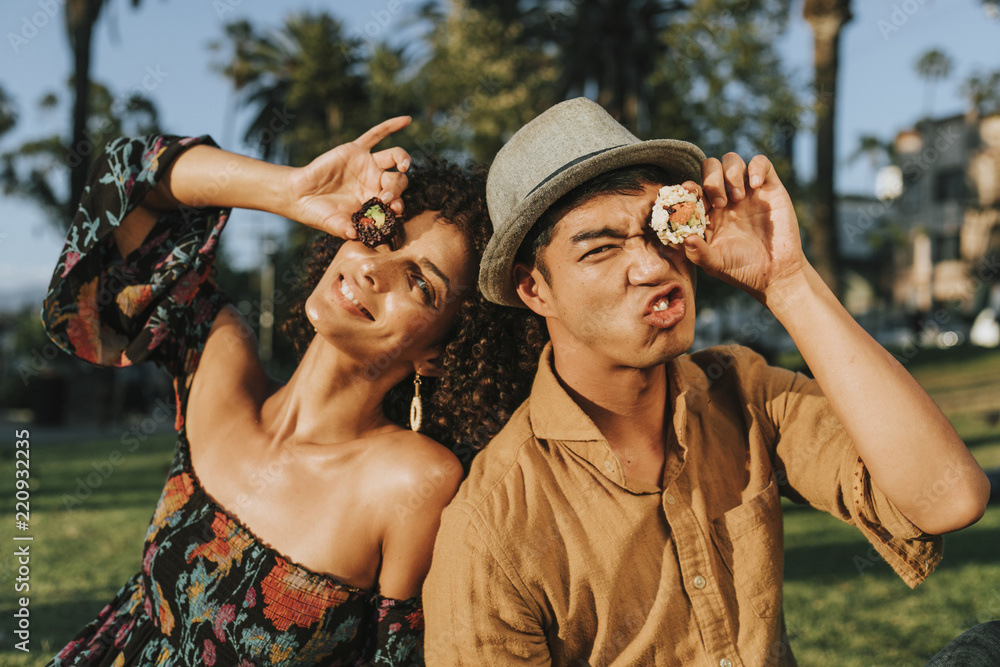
[42,135,423,667]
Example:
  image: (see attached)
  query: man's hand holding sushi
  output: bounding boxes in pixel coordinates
[680,153,806,308]
[684,152,989,536]
[285,116,412,239]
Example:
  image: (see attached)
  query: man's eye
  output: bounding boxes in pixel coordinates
[582,245,614,259]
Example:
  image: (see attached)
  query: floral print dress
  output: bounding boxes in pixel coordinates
[42,135,424,666]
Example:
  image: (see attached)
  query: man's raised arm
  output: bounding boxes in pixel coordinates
[681,153,990,535]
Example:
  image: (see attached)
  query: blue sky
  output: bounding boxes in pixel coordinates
[0,0,997,310]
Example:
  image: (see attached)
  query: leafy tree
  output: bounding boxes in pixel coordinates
[465,0,688,134]
[654,0,802,180]
[408,0,558,163]
[962,69,1000,118]
[1,81,160,231]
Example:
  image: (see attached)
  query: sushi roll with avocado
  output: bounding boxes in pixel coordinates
[351,197,400,248]
[650,184,708,246]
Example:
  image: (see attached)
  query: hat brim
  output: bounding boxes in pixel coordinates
[479,139,706,308]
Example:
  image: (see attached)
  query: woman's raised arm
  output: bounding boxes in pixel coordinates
[117,116,413,257]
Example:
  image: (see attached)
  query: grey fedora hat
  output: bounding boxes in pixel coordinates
[480,97,706,308]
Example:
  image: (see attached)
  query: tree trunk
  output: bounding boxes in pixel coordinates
[804,0,852,298]
[67,0,102,221]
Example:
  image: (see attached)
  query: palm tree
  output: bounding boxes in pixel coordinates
[551,0,688,133]
[962,70,1000,119]
[849,134,896,172]
[804,0,852,298]
[467,0,687,134]
[412,0,558,162]
[915,48,953,118]
[211,13,369,166]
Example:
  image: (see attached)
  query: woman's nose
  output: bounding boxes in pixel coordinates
[358,252,400,293]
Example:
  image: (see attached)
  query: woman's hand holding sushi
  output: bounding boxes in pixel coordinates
[679,153,806,308]
[285,116,412,239]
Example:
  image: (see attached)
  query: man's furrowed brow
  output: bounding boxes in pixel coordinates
[570,227,629,245]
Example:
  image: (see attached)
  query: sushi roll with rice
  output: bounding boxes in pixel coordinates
[650,184,708,246]
[352,197,400,248]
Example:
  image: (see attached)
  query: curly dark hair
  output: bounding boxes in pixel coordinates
[281,159,547,468]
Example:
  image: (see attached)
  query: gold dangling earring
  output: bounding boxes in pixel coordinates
[409,374,423,432]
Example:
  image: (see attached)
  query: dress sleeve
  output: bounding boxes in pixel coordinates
[41,134,232,426]
[738,346,944,588]
[367,595,425,666]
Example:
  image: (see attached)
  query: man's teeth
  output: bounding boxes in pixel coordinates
[653,298,671,312]
[341,281,362,308]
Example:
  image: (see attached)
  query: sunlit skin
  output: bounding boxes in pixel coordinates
[516,153,990,532]
[306,210,472,367]
[113,118,468,599]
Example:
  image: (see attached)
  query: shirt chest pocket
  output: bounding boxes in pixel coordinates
[709,477,784,618]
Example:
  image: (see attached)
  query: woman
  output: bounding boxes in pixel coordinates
[42,117,543,666]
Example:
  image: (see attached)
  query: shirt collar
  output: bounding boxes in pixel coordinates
[527,343,700,493]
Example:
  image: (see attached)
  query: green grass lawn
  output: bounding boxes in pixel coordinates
[0,434,176,666]
[2,346,1000,666]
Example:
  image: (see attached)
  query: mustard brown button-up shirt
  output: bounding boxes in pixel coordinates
[423,344,943,666]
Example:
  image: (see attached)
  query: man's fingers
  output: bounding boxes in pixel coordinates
[373,146,412,172]
[354,116,412,151]
[680,180,704,201]
[682,234,716,271]
[748,154,780,190]
[701,157,727,209]
[721,152,748,202]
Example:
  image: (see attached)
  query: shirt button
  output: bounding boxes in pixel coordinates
[692,575,707,589]
[604,461,615,473]
[720,659,732,667]
[664,493,676,505]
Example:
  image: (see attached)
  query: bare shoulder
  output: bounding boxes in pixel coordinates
[371,431,464,511]
[371,431,465,599]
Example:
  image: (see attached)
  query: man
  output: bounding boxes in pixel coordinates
[422,98,992,666]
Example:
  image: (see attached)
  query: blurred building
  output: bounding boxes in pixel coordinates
[836,195,895,315]
[889,111,1000,314]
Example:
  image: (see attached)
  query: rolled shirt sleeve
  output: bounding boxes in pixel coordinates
[743,347,943,588]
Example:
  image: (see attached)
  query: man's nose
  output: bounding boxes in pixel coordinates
[626,237,678,286]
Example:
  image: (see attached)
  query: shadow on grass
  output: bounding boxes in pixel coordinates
[905,344,1000,372]
[0,595,116,663]
[964,433,1000,449]
[784,513,1000,583]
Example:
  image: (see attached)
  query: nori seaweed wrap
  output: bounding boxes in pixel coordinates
[351,197,400,248]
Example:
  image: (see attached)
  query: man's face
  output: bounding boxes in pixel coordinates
[520,182,697,370]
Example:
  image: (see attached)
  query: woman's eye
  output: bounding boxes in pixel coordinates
[414,275,434,303]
